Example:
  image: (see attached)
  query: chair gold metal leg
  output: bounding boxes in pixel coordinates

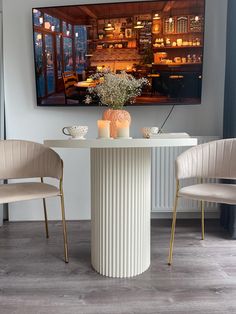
[60,192,69,263]
[201,200,205,240]
[59,162,68,263]
[42,198,49,239]
[168,180,179,266]
[41,178,49,239]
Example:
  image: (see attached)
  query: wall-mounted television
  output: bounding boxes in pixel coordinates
[32,0,205,107]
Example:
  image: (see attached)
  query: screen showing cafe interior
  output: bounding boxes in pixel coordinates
[32,0,205,107]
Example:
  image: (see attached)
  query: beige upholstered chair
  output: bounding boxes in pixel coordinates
[168,138,236,265]
[0,140,68,263]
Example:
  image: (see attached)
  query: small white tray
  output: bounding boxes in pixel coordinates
[149,133,190,139]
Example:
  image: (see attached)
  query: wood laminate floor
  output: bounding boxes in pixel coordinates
[0,219,236,314]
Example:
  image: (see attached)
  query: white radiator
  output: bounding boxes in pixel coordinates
[151,136,220,218]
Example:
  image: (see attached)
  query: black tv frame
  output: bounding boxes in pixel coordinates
[32,0,206,107]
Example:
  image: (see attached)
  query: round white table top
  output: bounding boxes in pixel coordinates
[44,137,198,149]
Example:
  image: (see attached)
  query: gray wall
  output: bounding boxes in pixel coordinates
[2,0,228,221]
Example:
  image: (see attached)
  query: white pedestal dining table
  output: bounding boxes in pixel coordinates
[44,137,197,278]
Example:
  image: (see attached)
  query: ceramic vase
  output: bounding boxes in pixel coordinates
[103,109,131,138]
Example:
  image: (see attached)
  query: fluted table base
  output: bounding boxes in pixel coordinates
[91,147,151,278]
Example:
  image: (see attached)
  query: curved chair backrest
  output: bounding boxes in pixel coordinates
[0,140,63,180]
[176,138,236,180]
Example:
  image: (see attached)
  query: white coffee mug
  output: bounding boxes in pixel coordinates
[62,126,88,139]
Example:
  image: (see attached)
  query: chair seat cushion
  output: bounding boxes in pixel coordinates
[0,182,60,204]
[179,183,236,205]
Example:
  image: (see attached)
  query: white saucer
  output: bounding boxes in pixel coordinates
[68,137,85,140]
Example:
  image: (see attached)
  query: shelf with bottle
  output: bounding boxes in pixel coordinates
[153,45,203,50]
[152,62,203,67]
[152,36,202,49]
[94,37,137,49]
[96,42,137,49]
[161,31,203,36]
[93,38,136,43]
[153,62,202,65]
[153,51,203,65]
[96,47,137,50]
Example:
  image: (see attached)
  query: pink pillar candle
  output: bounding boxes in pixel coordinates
[116,120,130,138]
[97,120,110,138]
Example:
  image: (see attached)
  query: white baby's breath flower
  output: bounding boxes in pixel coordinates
[85,95,92,104]
[87,71,149,109]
